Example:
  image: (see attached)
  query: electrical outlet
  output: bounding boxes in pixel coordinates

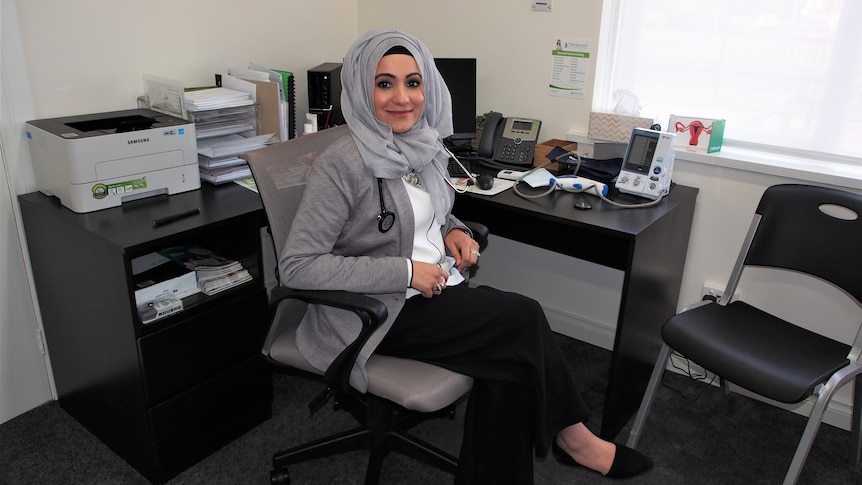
[701,282,740,302]
[531,1,552,12]
[701,283,724,301]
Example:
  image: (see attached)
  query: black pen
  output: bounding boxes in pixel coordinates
[152,208,201,227]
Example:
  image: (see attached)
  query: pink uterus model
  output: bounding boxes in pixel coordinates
[675,120,712,146]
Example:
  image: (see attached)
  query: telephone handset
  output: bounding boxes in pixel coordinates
[477,111,542,168]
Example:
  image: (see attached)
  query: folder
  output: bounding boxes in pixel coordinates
[250,63,294,141]
[237,78,282,142]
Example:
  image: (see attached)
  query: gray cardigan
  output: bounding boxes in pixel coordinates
[279,134,468,392]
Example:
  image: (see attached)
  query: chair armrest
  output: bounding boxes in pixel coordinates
[464,221,489,251]
[268,287,388,395]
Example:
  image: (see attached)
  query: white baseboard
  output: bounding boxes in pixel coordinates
[544,304,616,351]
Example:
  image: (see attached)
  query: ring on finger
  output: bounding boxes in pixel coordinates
[470,249,481,257]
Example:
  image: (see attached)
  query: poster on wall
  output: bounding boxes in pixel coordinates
[549,37,591,99]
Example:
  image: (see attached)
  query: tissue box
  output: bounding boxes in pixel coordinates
[588,111,656,143]
[669,115,725,153]
[534,138,577,172]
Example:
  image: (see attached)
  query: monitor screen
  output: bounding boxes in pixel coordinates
[623,132,658,173]
[434,58,477,141]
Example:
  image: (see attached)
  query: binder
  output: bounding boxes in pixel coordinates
[273,70,296,139]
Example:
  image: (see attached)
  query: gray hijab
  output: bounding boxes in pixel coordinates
[340,29,454,224]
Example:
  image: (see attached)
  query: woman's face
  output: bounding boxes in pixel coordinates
[373,54,424,134]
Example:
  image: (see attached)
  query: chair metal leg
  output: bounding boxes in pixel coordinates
[272,392,462,484]
[385,430,459,473]
[359,398,459,484]
[852,374,862,465]
[720,376,731,397]
[783,364,862,485]
[272,426,369,468]
[627,343,673,448]
[364,437,385,485]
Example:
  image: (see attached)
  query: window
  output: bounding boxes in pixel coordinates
[597,0,862,162]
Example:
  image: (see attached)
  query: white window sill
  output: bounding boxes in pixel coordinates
[565,131,862,191]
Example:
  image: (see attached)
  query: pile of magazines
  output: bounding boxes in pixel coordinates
[157,245,252,296]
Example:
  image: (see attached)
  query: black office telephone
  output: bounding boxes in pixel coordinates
[477,111,542,167]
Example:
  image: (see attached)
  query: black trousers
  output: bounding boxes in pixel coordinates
[376,285,590,485]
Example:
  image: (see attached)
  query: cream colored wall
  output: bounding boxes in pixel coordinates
[14,0,359,123]
[358,0,602,140]
[1,0,53,426]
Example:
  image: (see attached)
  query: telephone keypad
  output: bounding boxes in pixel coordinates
[497,142,531,164]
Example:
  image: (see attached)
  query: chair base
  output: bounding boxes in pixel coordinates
[270,395,460,485]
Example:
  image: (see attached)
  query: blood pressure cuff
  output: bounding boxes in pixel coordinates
[545,146,622,184]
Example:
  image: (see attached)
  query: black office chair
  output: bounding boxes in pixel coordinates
[243,126,488,485]
[626,184,862,485]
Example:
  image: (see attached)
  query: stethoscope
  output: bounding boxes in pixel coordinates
[377,178,396,233]
[376,145,474,233]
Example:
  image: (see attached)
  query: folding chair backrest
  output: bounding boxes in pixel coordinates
[744,184,862,304]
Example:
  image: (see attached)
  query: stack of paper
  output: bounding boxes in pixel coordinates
[198,164,252,185]
[184,87,254,112]
[196,133,271,184]
[196,133,272,158]
[157,245,254,296]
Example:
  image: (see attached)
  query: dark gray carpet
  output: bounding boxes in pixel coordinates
[2,335,860,484]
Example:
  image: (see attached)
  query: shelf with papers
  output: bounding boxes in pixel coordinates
[184,87,255,112]
[199,164,253,185]
[187,104,260,139]
[157,244,254,296]
[196,133,272,158]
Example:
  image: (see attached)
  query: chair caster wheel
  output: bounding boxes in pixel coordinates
[271,467,291,485]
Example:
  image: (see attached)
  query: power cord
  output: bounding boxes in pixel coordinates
[663,351,717,403]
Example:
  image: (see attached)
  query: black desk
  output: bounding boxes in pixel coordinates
[453,183,698,439]
[19,183,272,483]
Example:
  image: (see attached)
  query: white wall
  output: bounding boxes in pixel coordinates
[0,0,360,425]
[359,0,602,140]
[0,0,53,426]
[14,0,360,124]
[3,0,860,429]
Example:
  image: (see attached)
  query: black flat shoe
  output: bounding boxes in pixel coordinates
[551,441,654,480]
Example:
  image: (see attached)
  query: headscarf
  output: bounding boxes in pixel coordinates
[340,29,454,224]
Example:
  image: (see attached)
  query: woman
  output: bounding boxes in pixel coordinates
[280,29,653,484]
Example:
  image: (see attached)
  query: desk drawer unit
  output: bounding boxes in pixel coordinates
[18,184,274,484]
[139,289,269,405]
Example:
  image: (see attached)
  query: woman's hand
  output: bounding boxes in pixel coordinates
[445,229,480,270]
[411,261,451,298]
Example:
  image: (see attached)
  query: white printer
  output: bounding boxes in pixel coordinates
[26,108,199,213]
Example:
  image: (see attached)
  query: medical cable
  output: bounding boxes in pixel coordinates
[512,150,669,207]
[439,144,477,194]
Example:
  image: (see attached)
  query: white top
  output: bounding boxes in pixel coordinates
[403,178,464,298]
